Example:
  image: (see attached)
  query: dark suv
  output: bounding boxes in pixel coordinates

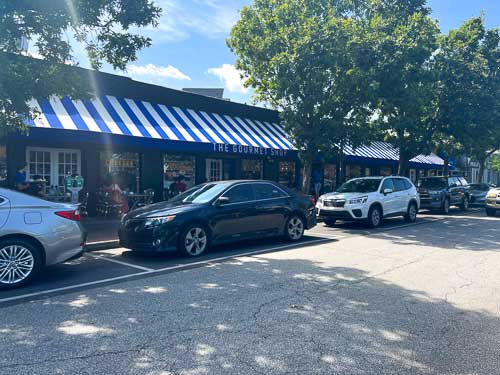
[417,176,470,214]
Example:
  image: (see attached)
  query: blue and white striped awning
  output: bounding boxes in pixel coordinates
[344,141,444,166]
[27,95,295,151]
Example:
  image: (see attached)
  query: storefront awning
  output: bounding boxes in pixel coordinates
[27,95,295,152]
[344,142,444,167]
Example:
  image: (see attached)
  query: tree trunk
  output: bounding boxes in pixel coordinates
[443,155,449,176]
[301,158,313,195]
[398,152,408,176]
[478,159,486,183]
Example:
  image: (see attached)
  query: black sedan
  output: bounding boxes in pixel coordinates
[119,180,317,257]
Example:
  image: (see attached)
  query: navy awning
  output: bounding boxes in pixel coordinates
[27,95,295,152]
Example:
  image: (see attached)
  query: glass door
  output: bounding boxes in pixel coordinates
[206,159,223,182]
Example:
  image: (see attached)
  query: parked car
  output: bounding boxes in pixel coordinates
[485,187,500,217]
[468,183,491,205]
[315,176,419,228]
[0,188,86,290]
[119,180,317,257]
[417,176,470,214]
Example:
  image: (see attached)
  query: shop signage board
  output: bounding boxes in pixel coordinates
[212,143,289,157]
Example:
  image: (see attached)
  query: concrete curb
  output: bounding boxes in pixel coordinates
[86,240,119,252]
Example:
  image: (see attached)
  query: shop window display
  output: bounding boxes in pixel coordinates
[241,159,263,179]
[100,152,140,192]
[279,161,296,188]
[164,154,195,198]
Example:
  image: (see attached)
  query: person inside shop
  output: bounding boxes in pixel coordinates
[24,175,48,199]
[14,164,29,192]
[312,169,322,200]
[175,176,187,193]
[103,175,129,213]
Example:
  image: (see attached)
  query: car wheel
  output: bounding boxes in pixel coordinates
[0,239,42,290]
[323,218,336,227]
[367,206,382,228]
[179,224,210,258]
[486,208,496,217]
[460,196,469,211]
[441,198,450,215]
[285,215,305,241]
[405,202,418,223]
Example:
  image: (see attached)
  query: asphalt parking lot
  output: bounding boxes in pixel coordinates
[0,207,482,306]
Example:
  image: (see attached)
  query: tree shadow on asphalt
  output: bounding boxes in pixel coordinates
[1,255,499,375]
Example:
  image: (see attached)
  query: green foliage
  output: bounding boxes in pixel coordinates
[0,0,161,137]
[228,0,384,190]
[489,155,500,173]
[432,17,500,171]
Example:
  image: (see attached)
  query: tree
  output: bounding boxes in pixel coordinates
[367,1,440,176]
[0,0,161,137]
[489,154,500,174]
[431,17,500,181]
[228,0,380,193]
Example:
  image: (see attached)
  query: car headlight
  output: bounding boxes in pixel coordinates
[144,215,176,227]
[487,191,498,198]
[349,196,368,204]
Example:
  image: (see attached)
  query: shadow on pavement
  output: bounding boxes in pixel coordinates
[0,254,499,374]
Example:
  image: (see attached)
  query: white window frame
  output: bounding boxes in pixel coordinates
[26,147,81,188]
[206,158,223,182]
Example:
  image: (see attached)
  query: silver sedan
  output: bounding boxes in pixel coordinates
[0,188,86,289]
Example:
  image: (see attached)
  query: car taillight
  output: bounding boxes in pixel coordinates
[55,210,81,222]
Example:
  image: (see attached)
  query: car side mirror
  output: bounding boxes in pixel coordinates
[383,188,393,195]
[215,196,230,206]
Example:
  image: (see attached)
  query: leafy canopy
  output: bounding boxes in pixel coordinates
[0,0,161,136]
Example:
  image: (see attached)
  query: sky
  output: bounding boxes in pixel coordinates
[65,0,500,105]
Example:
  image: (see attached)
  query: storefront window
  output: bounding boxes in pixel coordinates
[323,164,336,192]
[0,145,6,187]
[364,167,372,176]
[164,154,195,198]
[380,166,393,176]
[279,161,296,188]
[346,165,361,180]
[241,159,263,179]
[100,152,140,192]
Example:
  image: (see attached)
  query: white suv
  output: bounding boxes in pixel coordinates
[316,176,420,228]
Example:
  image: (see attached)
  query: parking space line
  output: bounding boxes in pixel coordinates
[0,238,330,306]
[85,253,155,272]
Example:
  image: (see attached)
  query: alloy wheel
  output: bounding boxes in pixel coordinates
[371,208,381,227]
[409,204,417,221]
[287,217,304,240]
[184,227,208,256]
[0,245,35,285]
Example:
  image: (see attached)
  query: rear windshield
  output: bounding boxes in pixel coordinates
[337,178,382,193]
[418,178,447,189]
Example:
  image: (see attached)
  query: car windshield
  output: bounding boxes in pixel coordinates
[337,178,382,193]
[418,178,447,189]
[170,183,231,204]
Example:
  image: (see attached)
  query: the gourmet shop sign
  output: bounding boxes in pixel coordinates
[212,143,289,157]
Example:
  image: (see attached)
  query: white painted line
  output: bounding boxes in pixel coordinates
[85,253,154,272]
[0,238,329,305]
[0,271,152,304]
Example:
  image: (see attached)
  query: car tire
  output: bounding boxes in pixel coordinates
[367,206,382,228]
[460,196,469,211]
[486,208,496,217]
[0,238,42,290]
[285,215,305,242]
[323,218,336,227]
[178,224,210,258]
[404,202,418,223]
[441,198,450,215]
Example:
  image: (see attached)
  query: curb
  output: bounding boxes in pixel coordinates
[86,240,119,252]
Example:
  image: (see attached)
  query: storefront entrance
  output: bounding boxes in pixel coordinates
[206,159,223,182]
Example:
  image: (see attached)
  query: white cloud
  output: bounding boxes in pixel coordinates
[134,0,247,44]
[127,63,191,81]
[208,64,248,94]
